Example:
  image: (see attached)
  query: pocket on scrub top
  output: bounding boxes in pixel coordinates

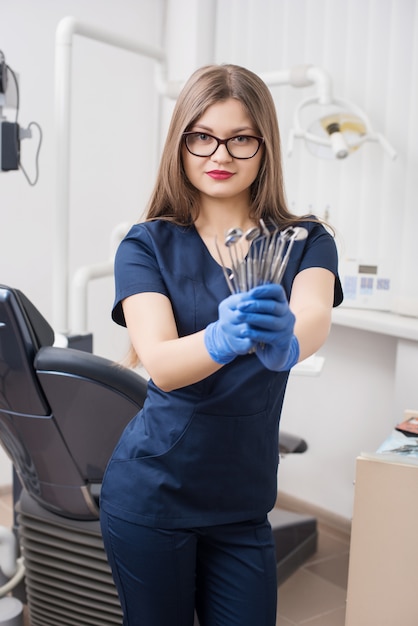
[123,408,280,520]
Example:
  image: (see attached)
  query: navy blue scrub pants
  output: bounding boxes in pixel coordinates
[100,511,277,626]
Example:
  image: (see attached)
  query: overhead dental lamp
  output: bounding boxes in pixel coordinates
[258,65,396,161]
[287,93,397,161]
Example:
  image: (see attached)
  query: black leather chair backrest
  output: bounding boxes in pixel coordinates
[35,346,147,485]
[0,285,54,416]
[0,285,147,520]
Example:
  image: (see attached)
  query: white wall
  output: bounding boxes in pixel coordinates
[280,325,398,518]
[0,0,417,520]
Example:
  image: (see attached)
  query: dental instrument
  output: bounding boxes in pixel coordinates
[218,221,308,294]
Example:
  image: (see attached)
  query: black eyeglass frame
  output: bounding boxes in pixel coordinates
[182,132,265,160]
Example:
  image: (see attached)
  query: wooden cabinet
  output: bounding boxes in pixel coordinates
[345,453,418,626]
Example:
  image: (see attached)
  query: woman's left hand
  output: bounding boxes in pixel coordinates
[240,284,300,371]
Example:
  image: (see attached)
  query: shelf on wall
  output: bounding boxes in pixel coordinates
[332,307,418,342]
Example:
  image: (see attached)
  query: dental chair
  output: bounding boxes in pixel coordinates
[0,284,316,626]
[0,284,147,625]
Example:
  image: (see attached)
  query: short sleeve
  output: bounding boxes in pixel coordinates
[111,224,168,327]
[301,223,344,307]
[283,221,343,308]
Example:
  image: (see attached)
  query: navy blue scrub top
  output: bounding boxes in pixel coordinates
[100,219,343,529]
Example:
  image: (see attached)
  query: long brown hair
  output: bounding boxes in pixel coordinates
[145,63,301,228]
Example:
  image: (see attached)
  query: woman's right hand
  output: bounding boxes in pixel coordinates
[204,292,255,364]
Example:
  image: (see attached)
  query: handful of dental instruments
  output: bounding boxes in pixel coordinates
[216,220,308,294]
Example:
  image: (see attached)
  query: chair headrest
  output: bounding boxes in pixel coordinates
[0,285,55,348]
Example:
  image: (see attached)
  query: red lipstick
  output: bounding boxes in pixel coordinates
[206,170,234,180]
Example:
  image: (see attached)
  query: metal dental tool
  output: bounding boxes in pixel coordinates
[215,237,236,295]
[224,227,244,292]
[217,221,308,293]
[272,226,308,284]
[242,226,260,290]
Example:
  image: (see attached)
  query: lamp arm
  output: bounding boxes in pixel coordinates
[376,133,398,160]
[287,127,296,157]
[260,65,333,103]
[304,66,333,104]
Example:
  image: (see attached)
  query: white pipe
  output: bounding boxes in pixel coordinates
[71,260,114,334]
[54,27,72,333]
[0,557,25,597]
[195,0,217,66]
[0,526,17,579]
[70,222,130,333]
[56,16,166,59]
[304,66,333,104]
[54,16,169,333]
[258,68,294,87]
[259,65,333,104]
[110,222,130,255]
[154,64,183,99]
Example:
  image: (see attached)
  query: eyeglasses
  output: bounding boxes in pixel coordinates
[183,132,264,160]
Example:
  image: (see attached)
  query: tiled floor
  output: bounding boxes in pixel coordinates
[276,519,349,625]
[0,487,349,626]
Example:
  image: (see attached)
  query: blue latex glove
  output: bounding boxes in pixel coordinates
[204,292,256,364]
[240,284,300,371]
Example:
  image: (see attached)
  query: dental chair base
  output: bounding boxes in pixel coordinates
[17,490,122,626]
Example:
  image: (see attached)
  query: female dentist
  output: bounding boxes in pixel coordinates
[100,63,343,626]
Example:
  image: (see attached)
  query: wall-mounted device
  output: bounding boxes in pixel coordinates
[0,49,42,184]
[0,120,20,170]
[339,258,393,311]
